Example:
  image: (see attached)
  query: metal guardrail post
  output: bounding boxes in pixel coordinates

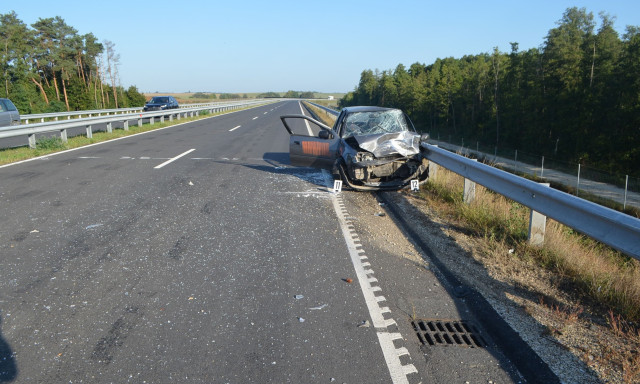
[577,164,581,196]
[624,175,629,210]
[430,162,438,180]
[429,145,439,180]
[463,159,478,204]
[528,183,550,246]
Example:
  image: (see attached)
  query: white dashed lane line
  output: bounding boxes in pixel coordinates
[252,116,258,120]
[229,125,241,132]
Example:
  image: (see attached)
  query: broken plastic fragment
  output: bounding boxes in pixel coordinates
[294,295,304,300]
[309,304,328,310]
[30,230,39,233]
[374,212,386,217]
[85,224,103,230]
[188,181,194,186]
[298,317,305,323]
[357,320,370,328]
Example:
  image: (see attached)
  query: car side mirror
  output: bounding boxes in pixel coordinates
[318,130,333,139]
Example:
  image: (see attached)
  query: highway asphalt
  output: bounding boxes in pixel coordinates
[0,101,551,383]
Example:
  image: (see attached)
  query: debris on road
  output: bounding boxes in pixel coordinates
[357,320,370,328]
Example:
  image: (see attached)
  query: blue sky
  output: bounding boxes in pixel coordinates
[3,0,639,93]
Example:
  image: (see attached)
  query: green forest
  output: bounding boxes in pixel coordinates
[340,7,640,177]
[0,11,146,114]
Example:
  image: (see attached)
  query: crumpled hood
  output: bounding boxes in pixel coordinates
[354,131,420,157]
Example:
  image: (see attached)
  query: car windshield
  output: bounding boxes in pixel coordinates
[150,97,169,103]
[343,110,409,138]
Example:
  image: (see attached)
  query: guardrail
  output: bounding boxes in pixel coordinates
[2,100,269,149]
[307,101,339,115]
[303,102,640,259]
[423,144,640,259]
[19,100,258,124]
[21,107,143,124]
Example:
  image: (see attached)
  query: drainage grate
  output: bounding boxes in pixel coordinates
[411,319,486,348]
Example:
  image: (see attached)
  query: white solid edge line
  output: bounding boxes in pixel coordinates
[229,125,241,132]
[321,169,414,384]
[154,148,196,169]
[298,101,313,136]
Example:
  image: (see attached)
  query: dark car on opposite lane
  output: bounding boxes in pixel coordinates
[143,96,179,112]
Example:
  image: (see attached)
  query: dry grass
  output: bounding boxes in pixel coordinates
[421,167,640,322]
[420,166,640,382]
[301,101,338,127]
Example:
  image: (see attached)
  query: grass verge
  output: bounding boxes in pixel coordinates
[420,167,640,321]
[301,101,338,127]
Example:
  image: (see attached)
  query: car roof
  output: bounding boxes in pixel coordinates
[342,106,400,113]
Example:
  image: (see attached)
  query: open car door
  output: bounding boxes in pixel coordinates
[280,114,340,169]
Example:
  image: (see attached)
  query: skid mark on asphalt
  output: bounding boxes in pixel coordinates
[91,306,144,364]
[167,236,189,260]
[200,201,214,215]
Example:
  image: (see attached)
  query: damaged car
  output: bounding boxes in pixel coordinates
[280,106,429,190]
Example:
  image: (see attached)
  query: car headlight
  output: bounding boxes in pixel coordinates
[356,152,375,162]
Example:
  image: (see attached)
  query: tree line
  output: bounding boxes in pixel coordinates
[0,11,146,114]
[339,7,640,177]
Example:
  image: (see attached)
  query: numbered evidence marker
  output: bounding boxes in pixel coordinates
[333,180,343,193]
[410,179,419,192]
